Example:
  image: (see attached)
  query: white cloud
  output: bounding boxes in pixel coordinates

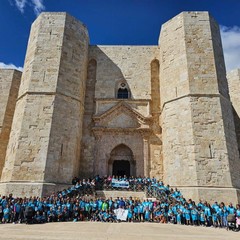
[13,0,45,16]
[14,0,27,13]
[220,25,240,72]
[31,0,45,16]
[0,62,23,72]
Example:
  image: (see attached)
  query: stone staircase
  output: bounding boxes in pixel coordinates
[95,190,147,199]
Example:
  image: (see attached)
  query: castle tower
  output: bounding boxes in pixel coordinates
[227,69,240,155]
[0,13,89,197]
[160,12,240,203]
[0,70,21,177]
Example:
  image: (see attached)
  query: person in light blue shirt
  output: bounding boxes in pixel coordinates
[222,206,228,228]
[144,207,151,222]
[191,208,198,226]
[133,203,139,221]
[227,203,235,215]
[184,207,191,225]
[13,200,21,223]
[72,206,79,222]
[80,199,86,211]
[176,210,182,224]
[211,202,219,212]
[236,204,240,217]
[92,200,97,213]
[212,209,218,228]
[138,203,144,222]
[85,200,91,220]
[127,206,133,222]
[199,209,206,226]
[3,204,11,223]
[102,210,109,222]
[180,206,186,224]
[218,202,227,228]
[108,198,113,210]
[197,200,204,210]
[56,206,63,222]
[204,203,212,226]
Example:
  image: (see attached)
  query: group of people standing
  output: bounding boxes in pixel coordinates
[0,175,239,231]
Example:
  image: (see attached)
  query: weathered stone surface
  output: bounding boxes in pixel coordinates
[0,11,239,203]
[227,69,240,155]
[0,12,89,196]
[80,45,161,178]
[0,69,21,177]
[160,12,240,202]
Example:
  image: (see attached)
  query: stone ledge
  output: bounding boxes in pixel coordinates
[0,182,71,198]
[176,186,240,204]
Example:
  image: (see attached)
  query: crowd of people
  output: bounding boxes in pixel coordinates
[0,175,239,232]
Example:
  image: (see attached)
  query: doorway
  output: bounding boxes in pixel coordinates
[108,144,135,176]
[112,160,130,177]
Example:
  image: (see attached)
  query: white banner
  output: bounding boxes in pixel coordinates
[114,208,128,221]
[111,179,129,188]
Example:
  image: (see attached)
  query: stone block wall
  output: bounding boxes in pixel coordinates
[227,69,240,155]
[160,12,240,202]
[0,12,89,197]
[0,70,21,177]
[80,46,161,178]
[89,46,159,101]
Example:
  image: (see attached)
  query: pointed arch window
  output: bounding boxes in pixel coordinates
[117,82,129,99]
[117,88,129,99]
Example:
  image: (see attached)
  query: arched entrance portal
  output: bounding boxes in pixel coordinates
[112,160,130,177]
[108,144,135,177]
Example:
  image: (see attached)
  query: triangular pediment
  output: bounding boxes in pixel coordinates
[93,102,150,129]
[106,112,140,128]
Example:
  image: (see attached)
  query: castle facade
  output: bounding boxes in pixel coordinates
[0,11,240,203]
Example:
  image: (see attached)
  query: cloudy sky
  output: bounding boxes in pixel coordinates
[0,0,240,72]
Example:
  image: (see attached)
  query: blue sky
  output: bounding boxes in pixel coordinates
[1,0,240,72]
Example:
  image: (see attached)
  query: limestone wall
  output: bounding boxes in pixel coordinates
[0,12,89,196]
[79,46,161,178]
[160,12,240,202]
[43,13,89,183]
[89,45,159,101]
[227,69,240,155]
[0,69,21,177]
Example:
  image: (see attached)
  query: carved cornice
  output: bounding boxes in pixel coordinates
[93,101,152,125]
[95,98,151,103]
[92,126,152,135]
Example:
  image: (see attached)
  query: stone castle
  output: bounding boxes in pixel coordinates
[0,11,240,203]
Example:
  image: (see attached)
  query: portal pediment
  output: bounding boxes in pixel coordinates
[105,112,140,128]
[93,102,151,129]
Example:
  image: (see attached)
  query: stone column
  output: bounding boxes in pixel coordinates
[142,131,150,177]
[93,130,103,177]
